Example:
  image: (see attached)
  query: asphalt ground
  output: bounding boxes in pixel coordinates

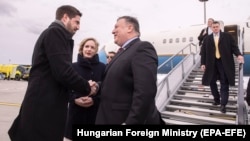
[0,80,27,141]
[0,78,249,141]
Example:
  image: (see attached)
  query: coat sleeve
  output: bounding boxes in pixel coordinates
[227,33,242,56]
[198,28,205,41]
[125,41,158,124]
[198,28,207,45]
[200,36,208,65]
[43,27,90,95]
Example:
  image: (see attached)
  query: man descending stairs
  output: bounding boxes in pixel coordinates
[161,63,245,125]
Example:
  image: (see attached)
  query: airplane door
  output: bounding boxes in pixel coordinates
[224,24,239,45]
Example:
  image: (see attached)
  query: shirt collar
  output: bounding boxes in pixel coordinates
[214,33,220,37]
[122,37,139,48]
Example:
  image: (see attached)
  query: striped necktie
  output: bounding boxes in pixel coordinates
[117,47,124,53]
[214,35,220,59]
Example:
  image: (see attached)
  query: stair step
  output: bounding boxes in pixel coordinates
[162,111,236,125]
[190,71,238,75]
[182,82,238,89]
[169,99,237,110]
[163,118,197,125]
[185,78,240,84]
[177,89,238,95]
[173,93,237,104]
[165,105,236,117]
[180,85,238,92]
[188,74,239,79]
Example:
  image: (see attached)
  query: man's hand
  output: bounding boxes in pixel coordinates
[201,65,206,71]
[237,55,244,64]
[88,80,99,96]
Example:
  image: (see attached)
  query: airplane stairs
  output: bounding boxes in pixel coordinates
[160,64,242,125]
[155,42,248,124]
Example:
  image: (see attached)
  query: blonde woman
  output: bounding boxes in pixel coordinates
[64,37,105,141]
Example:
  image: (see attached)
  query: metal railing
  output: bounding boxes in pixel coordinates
[156,43,200,111]
[236,25,248,124]
[157,43,199,73]
[236,63,248,124]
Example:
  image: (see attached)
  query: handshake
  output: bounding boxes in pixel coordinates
[88,80,99,96]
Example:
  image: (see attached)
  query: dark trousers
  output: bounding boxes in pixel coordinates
[210,59,229,105]
[246,78,250,105]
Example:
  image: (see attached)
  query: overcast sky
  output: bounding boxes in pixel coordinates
[1,0,250,64]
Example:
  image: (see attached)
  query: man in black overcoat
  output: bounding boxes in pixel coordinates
[200,21,244,113]
[8,5,97,141]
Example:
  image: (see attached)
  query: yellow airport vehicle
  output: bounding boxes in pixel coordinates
[0,64,22,80]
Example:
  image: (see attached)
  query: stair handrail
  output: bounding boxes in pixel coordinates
[157,43,198,72]
[236,25,248,124]
[156,42,200,111]
[236,62,248,124]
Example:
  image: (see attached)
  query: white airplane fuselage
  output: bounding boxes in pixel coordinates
[99,19,250,76]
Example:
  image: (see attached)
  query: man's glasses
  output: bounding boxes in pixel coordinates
[107,56,114,59]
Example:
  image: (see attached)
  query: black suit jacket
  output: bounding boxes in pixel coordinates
[95,38,164,124]
[198,27,209,46]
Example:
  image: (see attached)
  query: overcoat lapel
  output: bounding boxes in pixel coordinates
[104,38,140,74]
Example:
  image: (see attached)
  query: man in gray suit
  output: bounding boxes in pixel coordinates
[95,16,164,124]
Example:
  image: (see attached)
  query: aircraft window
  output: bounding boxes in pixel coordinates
[182,37,186,42]
[189,37,193,42]
[169,38,173,43]
[175,38,179,43]
[163,39,167,44]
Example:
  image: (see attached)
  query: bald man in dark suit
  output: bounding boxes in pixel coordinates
[95,16,164,124]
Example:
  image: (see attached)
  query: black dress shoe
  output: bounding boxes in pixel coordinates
[212,102,220,106]
[220,105,226,113]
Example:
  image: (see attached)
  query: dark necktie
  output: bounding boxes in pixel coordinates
[117,47,124,53]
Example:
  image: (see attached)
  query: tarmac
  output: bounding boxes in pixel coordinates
[0,78,249,141]
[0,80,27,141]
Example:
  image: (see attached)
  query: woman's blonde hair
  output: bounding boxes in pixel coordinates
[78,37,99,55]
